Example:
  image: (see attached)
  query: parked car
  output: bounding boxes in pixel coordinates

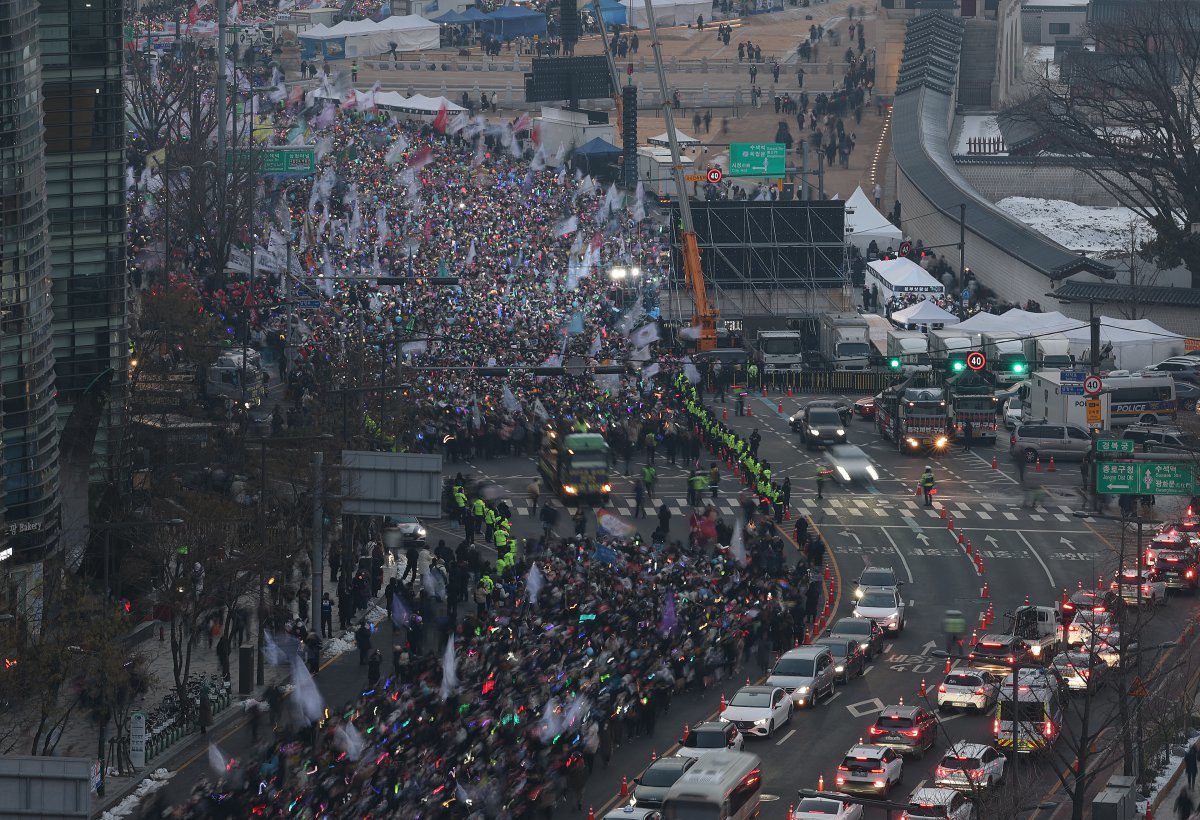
[1175,380,1200,411]
[1009,422,1093,463]
[1121,423,1200,453]
[1141,357,1200,384]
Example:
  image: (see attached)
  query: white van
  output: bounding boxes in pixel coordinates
[661,751,762,820]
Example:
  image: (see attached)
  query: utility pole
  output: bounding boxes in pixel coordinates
[1090,312,1101,375]
[216,0,228,174]
[958,202,966,282]
[310,451,324,632]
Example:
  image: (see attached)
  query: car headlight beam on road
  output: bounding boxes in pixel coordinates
[866,466,879,481]
[837,466,851,482]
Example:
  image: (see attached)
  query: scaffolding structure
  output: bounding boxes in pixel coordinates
[662,200,851,325]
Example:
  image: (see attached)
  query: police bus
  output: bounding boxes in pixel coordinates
[661,751,762,820]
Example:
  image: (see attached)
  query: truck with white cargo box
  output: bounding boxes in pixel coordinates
[819,313,872,371]
[928,327,979,370]
[887,329,931,373]
[1023,335,1073,370]
[1026,371,1110,429]
[980,331,1029,385]
[750,330,805,373]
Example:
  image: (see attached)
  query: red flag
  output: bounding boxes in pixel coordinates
[513,112,531,134]
[187,2,199,28]
[433,103,449,133]
[288,85,305,105]
[531,124,541,146]
[422,219,434,240]
[406,146,433,169]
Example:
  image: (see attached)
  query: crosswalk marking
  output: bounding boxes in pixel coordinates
[977,512,991,520]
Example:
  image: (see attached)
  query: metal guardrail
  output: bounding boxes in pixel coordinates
[757,369,945,394]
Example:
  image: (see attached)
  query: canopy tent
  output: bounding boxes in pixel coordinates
[431,9,467,22]
[572,137,623,174]
[574,137,623,157]
[890,299,959,328]
[865,257,945,304]
[955,309,1182,371]
[481,5,547,39]
[593,0,628,25]
[648,130,700,147]
[845,186,903,254]
[374,91,411,109]
[459,7,488,22]
[619,0,710,27]
[298,14,440,60]
[391,94,467,118]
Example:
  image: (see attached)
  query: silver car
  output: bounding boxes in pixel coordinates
[1008,422,1093,463]
[767,648,837,708]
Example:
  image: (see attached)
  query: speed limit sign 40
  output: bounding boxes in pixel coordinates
[1084,374,1103,396]
[706,168,723,184]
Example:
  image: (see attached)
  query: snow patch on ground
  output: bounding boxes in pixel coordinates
[1136,729,1199,816]
[324,636,357,657]
[101,768,174,819]
[953,115,1003,155]
[1025,44,1060,81]
[995,196,1154,255]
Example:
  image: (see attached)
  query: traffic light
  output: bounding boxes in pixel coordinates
[1009,358,1027,376]
[949,356,967,373]
[888,356,903,372]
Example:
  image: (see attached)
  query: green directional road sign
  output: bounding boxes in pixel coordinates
[1096,439,1135,454]
[1097,462,1195,495]
[230,147,316,175]
[728,142,786,177]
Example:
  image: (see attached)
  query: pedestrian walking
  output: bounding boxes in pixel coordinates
[1186,741,1198,790]
[216,634,231,680]
[804,579,822,625]
[634,477,647,519]
[642,463,657,501]
[644,430,657,464]
[573,507,588,538]
[781,476,792,511]
[198,685,212,736]
[367,648,382,687]
[527,478,540,514]
[658,503,672,534]
[794,515,808,546]
[1176,789,1194,820]
[320,592,333,638]
[708,461,721,501]
[355,621,372,665]
[920,465,935,507]
[962,419,974,452]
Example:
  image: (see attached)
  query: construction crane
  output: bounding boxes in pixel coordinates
[589,0,625,129]
[639,0,719,350]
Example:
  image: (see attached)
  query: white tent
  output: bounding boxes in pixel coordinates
[299,14,440,57]
[620,0,710,27]
[866,257,945,304]
[648,130,700,147]
[394,94,466,117]
[955,309,1183,370]
[374,91,411,110]
[891,299,959,328]
[845,186,903,254]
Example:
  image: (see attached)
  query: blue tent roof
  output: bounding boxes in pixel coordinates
[486,4,544,18]
[574,137,622,156]
[459,7,488,20]
[431,9,467,22]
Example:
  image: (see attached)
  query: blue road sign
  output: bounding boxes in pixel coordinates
[1060,371,1086,382]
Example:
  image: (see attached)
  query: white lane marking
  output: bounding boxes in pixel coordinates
[827,691,843,703]
[1004,512,1018,520]
[881,527,916,584]
[981,503,996,512]
[777,728,797,746]
[863,665,875,675]
[977,512,992,520]
[936,712,966,724]
[825,524,1095,533]
[884,644,894,653]
[1015,531,1057,589]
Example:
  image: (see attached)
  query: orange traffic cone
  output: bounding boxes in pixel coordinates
[621,777,629,798]
[722,406,728,421]
[976,554,984,573]
[1048,456,1056,472]
[981,582,990,599]
[651,749,657,761]
[965,539,973,555]
[817,774,825,792]
[940,506,947,519]
[589,809,595,820]
[746,404,753,417]
[958,530,965,545]
[802,627,810,645]
[1061,588,1068,607]
[971,629,977,644]
[944,656,952,673]
[778,400,784,414]
[787,388,793,397]
[918,678,927,697]
[948,517,955,531]
[788,805,795,820]
[1024,594,1030,605]
[762,387,768,397]
[825,565,831,581]
[720,694,727,712]
[979,611,987,628]
[1035,457,1042,473]
[784,505,791,521]
[991,455,998,469]
[683,723,690,740]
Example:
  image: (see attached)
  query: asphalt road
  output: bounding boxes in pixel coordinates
[157,389,1200,819]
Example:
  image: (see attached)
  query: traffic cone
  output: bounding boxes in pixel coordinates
[621,777,629,798]
[1048,456,1056,472]
[589,809,595,820]
[1035,457,1042,473]
[787,388,793,398]
[720,694,727,712]
[991,454,998,469]
[788,805,795,820]
[965,539,973,555]
[778,400,784,414]
[1024,594,1030,605]
[971,629,977,644]
[979,611,987,628]
[940,506,947,520]
[817,774,825,792]
[746,404,753,417]
[1078,579,1084,590]
[824,564,831,581]
[948,517,955,531]
[981,582,989,599]
[651,749,657,761]
[944,656,952,673]
[976,554,984,573]
[762,386,768,397]
[958,530,965,545]
[722,406,728,421]
[803,627,810,645]
[1061,588,1069,607]
[919,678,926,697]
[683,724,690,740]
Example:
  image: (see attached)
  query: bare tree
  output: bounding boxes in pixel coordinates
[1006,0,1200,285]
[1114,219,1164,320]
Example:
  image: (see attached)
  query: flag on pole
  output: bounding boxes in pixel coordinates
[439,635,458,700]
[730,522,748,566]
[526,563,545,605]
[629,322,661,348]
[433,103,449,133]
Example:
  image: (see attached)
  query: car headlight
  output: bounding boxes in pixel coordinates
[416,526,427,538]
[601,483,612,493]
[754,718,768,725]
[854,588,864,599]
[836,429,845,436]
[867,466,879,481]
[798,686,810,693]
[718,716,729,723]
[935,437,948,447]
[852,609,861,618]
[836,466,850,481]
[1030,645,1042,656]
[809,428,820,437]
[563,485,577,494]
[906,437,919,447]
[630,796,638,807]
[835,665,844,673]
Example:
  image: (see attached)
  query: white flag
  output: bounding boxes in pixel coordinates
[290,654,326,724]
[730,522,748,565]
[440,635,459,700]
[526,563,545,605]
[554,215,579,237]
[629,322,661,348]
[207,743,229,775]
[501,385,521,413]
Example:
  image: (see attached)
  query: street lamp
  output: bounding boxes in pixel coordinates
[91,519,185,598]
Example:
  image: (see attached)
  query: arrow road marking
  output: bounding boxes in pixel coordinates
[915,532,930,545]
[1060,536,1078,552]
[840,530,863,544]
[920,640,938,656]
[984,535,999,546]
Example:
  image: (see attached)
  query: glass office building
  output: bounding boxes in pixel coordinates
[0,0,63,560]
[40,0,129,511]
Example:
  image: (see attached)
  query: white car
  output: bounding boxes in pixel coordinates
[852,586,906,633]
[792,796,864,820]
[835,743,904,796]
[934,742,1006,791]
[1051,651,1110,692]
[1092,633,1135,668]
[719,685,793,738]
[1000,666,1066,698]
[902,787,976,820]
[1004,397,1023,430]
[1116,568,1167,606]
[675,722,744,759]
[603,810,661,820]
[935,669,1000,713]
[767,647,838,708]
[1066,610,1115,647]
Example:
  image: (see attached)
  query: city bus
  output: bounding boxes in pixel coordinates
[661,751,762,820]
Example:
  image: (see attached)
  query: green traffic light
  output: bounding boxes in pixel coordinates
[1011,361,1026,374]
[951,360,966,372]
[889,357,902,371]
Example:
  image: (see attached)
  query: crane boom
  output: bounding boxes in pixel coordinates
[590,0,625,124]
[640,0,718,350]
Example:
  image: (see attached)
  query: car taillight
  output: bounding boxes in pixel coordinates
[838,765,850,772]
[974,687,986,695]
[968,653,976,661]
[902,728,921,738]
[1079,669,1090,678]
[936,766,949,778]
[1110,582,1118,589]
[870,767,884,774]
[1006,655,1015,664]
[993,718,1000,734]
[938,684,947,693]
[1188,569,1197,579]
[1143,585,1151,593]
[868,726,886,736]
[836,776,846,785]
[1044,720,1055,737]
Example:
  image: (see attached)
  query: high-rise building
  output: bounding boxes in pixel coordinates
[0,0,63,565]
[39,0,130,535]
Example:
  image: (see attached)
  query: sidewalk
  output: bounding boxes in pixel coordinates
[1143,694,1200,820]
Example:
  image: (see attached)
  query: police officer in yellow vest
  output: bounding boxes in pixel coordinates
[484,504,497,539]
[453,487,467,524]
[493,522,511,557]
